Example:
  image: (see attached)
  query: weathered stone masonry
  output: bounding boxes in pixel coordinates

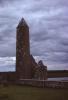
[16,18,32,79]
[16,18,47,80]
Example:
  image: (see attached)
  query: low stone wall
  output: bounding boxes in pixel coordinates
[17,79,68,89]
[0,78,68,88]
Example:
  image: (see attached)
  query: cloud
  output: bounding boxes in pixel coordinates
[0,0,68,70]
[0,57,15,72]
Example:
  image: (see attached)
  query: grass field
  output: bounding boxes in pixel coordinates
[0,85,68,100]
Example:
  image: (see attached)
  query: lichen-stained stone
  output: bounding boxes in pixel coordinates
[16,18,32,79]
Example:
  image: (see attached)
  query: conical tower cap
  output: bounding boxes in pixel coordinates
[17,18,28,29]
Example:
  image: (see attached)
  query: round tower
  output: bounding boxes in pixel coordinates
[16,18,31,79]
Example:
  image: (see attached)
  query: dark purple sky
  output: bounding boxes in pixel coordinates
[0,0,68,70]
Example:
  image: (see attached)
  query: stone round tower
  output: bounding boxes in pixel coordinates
[16,18,32,79]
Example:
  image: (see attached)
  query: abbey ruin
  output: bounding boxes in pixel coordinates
[16,18,47,80]
[0,18,47,83]
[0,18,68,88]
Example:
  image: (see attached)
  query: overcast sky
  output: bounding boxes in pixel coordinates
[0,0,68,70]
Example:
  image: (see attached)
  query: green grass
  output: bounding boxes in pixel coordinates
[0,85,68,100]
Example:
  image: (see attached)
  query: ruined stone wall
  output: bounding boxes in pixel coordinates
[30,56,48,80]
[17,79,68,88]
